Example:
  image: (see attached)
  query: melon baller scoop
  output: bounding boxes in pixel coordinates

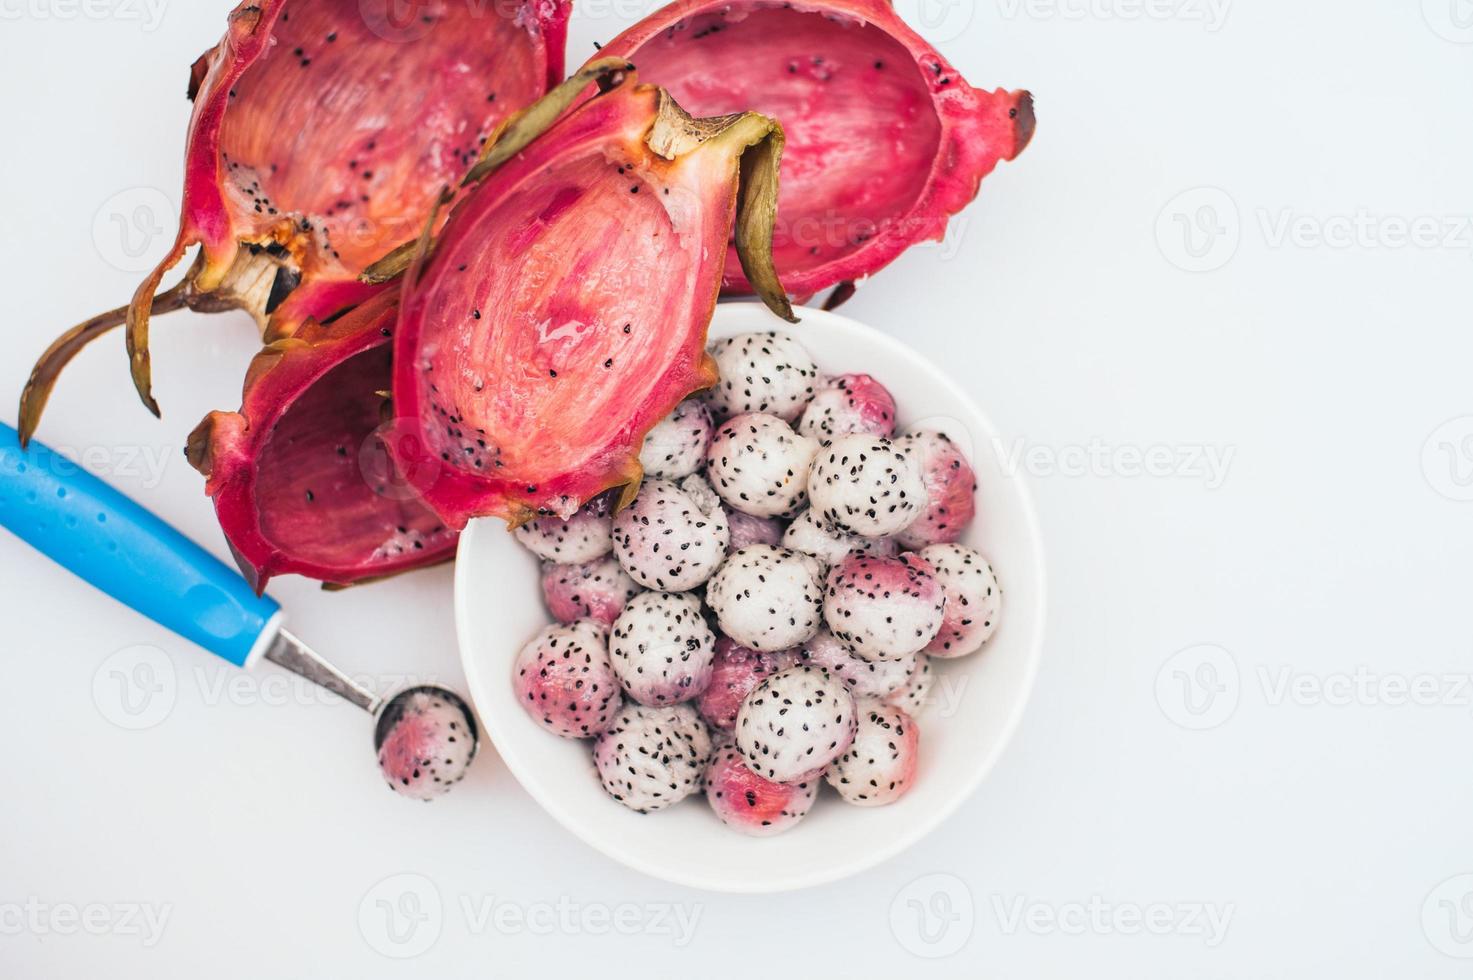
[0,421,477,800]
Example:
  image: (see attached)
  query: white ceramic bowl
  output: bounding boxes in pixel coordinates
[455,302,1045,893]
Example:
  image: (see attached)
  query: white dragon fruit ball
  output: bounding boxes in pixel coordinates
[375,690,477,800]
[705,413,818,518]
[539,555,640,626]
[781,506,899,573]
[724,507,787,552]
[513,495,613,562]
[895,429,978,549]
[705,544,824,652]
[823,553,946,662]
[918,543,1001,658]
[638,399,714,479]
[797,373,897,442]
[696,635,801,730]
[800,628,916,699]
[512,620,622,738]
[807,434,926,537]
[611,475,729,591]
[825,700,920,807]
[735,664,857,782]
[609,591,717,706]
[704,331,819,422]
[593,702,712,813]
[884,654,934,716]
[705,743,819,836]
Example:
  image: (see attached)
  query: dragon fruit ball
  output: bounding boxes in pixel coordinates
[781,506,899,573]
[639,399,714,479]
[704,331,819,422]
[375,689,478,800]
[513,495,613,562]
[895,429,978,549]
[705,743,819,836]
[593,702,712,813]
[735,664,857,782]
[540,555,640,626]
[609,591,717,706]
[612,474,729,591]
[725,508,787,552]
[706,412,819,518]
[919,543,1001,658]
[885,654,935,716]
[797,373,897,442]
[807,434,926,537]
[512,620,622,738]
[825,700,920,806]
[697,635,801,730]
[800,628,916,699]
[824,553,946,661]
[705,544,825,652]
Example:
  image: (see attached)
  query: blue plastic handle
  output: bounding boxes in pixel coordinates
[0,422,279,666]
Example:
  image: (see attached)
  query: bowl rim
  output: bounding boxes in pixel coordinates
[454,301,1047,893]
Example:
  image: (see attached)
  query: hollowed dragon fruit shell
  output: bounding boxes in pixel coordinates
[386,63,794,530]
[186,290,457,591]
[19,0,569,441]
[587,0,1034,303]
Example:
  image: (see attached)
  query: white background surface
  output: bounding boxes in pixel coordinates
[1,1,1470,976]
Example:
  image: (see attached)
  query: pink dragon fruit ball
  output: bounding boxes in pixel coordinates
[705,743,818,836]
[375,689,478,800]
[725,507,787,552]
[896,429,978,549]
[513,495,614,562]
[800,628,916,699]
[540,555,640,626]
[704,331,819,422]
[593,702,712,813]
[797,373,897,442]
[638,398,715,479]
[735,664,857,782]
[512,620,622,738]
[885,654,935,716]
[919,543,1002,658]
[608,591,717,706]
[825,700,920,806]
[823,553,946,662]
[697,635,801,730]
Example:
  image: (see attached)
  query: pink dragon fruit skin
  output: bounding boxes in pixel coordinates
[376,689,477,800]
[586,0,1034,303]
[798,374,897,442]
[825,699,920,806]
[512,621,623,738]
[697,636,801,730]
[540,556,640,627]
[896,430,978,549]
[706,744,818,836]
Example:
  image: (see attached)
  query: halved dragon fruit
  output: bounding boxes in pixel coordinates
[385,60,795,530]
[18,0,570,442]
[185,290,456,592]
[587,0,1035,304]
